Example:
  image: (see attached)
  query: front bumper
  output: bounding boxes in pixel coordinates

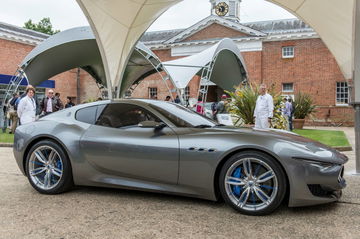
[288,158,346,207]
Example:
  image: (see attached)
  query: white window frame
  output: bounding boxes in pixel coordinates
[282,46,294,58]
[336,82,349,106]
[148,87,157,99]
[282,83,294,93]
[185,86,190,100]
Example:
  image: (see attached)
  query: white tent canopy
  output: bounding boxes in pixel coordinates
[76,0,181,97]
[162,38,247,91]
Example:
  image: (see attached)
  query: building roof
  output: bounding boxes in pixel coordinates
[140,29,184,44]
[140,18,315,45]
[0,22,49,38]
[244,18,313,34]
[0,21,49,45]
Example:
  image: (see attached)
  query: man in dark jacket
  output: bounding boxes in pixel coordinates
[40,89,63,115]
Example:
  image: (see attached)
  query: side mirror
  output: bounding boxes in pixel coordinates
[138,121,166,129]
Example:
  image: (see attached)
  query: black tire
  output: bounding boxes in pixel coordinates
[219,151,287,216]
[25,140,73,194]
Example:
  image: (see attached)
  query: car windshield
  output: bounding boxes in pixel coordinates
[149,102,217,128]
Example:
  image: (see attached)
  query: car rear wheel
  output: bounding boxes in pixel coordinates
[219,151,286,216]
[25,140,73,194]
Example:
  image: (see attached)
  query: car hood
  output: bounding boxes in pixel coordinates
[208,126,348,165]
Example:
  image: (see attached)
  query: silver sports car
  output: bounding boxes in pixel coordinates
[13,99,347,215]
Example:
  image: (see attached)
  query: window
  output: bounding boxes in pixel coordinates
[282,83,294,92]
[76,106,99,124]
[185,86,190,100]
[282,46,294,58]
[148,87,157,99]
[149,102,217,128]
[96,103,162,128]
[336,82,349,105]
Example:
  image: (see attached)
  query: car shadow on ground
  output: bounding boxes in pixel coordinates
[67,185,340,216]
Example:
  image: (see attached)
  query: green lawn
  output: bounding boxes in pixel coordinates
[0,129,14,143]
[293,129,350,147]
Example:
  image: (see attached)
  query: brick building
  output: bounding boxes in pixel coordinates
[131,0,353,125]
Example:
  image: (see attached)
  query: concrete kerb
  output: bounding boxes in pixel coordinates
[0,143,13,147]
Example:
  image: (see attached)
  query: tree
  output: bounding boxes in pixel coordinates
[24,17,60,35]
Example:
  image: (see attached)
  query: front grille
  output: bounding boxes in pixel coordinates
[308,184,333,197]
[338,166,344,182]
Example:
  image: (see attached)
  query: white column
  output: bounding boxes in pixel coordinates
[352,0,360,174]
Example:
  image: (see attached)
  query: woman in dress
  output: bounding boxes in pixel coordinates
[17,87,36,125]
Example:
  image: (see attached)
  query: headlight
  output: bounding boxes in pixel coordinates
[293,157,336,169]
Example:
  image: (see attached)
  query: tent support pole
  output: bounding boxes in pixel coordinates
[352,0,360,175]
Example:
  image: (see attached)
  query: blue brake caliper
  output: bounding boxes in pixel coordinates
[231,167,242,196]
[52,160,62,183]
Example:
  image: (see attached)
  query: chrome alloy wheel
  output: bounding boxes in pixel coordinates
[224,157,278,211]
[28,145,63,190]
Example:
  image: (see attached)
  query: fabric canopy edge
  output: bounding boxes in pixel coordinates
[76,0,114,99]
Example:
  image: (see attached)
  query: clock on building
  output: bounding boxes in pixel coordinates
[215,2,229,16]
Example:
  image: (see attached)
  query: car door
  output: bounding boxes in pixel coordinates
[79,103,179,184]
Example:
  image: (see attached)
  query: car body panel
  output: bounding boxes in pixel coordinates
[13,99,347,207]
[79,125,179,184]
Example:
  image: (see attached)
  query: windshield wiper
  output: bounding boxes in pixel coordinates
[194,124,213,128]
[216,124,226,127]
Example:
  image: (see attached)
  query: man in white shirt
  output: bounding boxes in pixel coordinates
[254,84,274,129]
[17,88,36,125]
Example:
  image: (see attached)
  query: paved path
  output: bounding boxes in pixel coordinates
[0,128,360,238]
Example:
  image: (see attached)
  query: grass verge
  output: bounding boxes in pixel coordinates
[293,129,350,147]
[0,129,14,144]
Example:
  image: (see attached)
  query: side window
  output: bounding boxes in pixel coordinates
[95,103,162,128]
[75,106,98,124]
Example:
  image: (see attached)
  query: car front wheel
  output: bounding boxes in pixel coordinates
[25,140,73,194]
[219,151,287,216]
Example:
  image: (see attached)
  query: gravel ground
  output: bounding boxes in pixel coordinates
[1,144,360,239]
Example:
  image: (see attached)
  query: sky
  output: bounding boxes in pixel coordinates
[0,0,295,32]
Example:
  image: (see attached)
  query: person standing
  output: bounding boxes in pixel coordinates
[40,90,62,115]
[196,96,204,114]
[174,95,181,104]
[285,98,293,131]
[8,93,19,134]
[65,97,75,108]
[254,84,274,129]
[55,93,64,111]
[17,88,36,125]
[214,94,228,116]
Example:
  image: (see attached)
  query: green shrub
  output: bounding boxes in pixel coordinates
[293,92,316,119]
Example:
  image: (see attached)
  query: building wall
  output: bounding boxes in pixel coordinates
[183,23,249,41]
[0,38,34,74]
[261,39,353,125]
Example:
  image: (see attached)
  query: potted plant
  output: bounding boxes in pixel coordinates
[293,92,316,129]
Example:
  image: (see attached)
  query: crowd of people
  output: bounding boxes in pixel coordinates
[2,83,295,133]
[2,85,76,134]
